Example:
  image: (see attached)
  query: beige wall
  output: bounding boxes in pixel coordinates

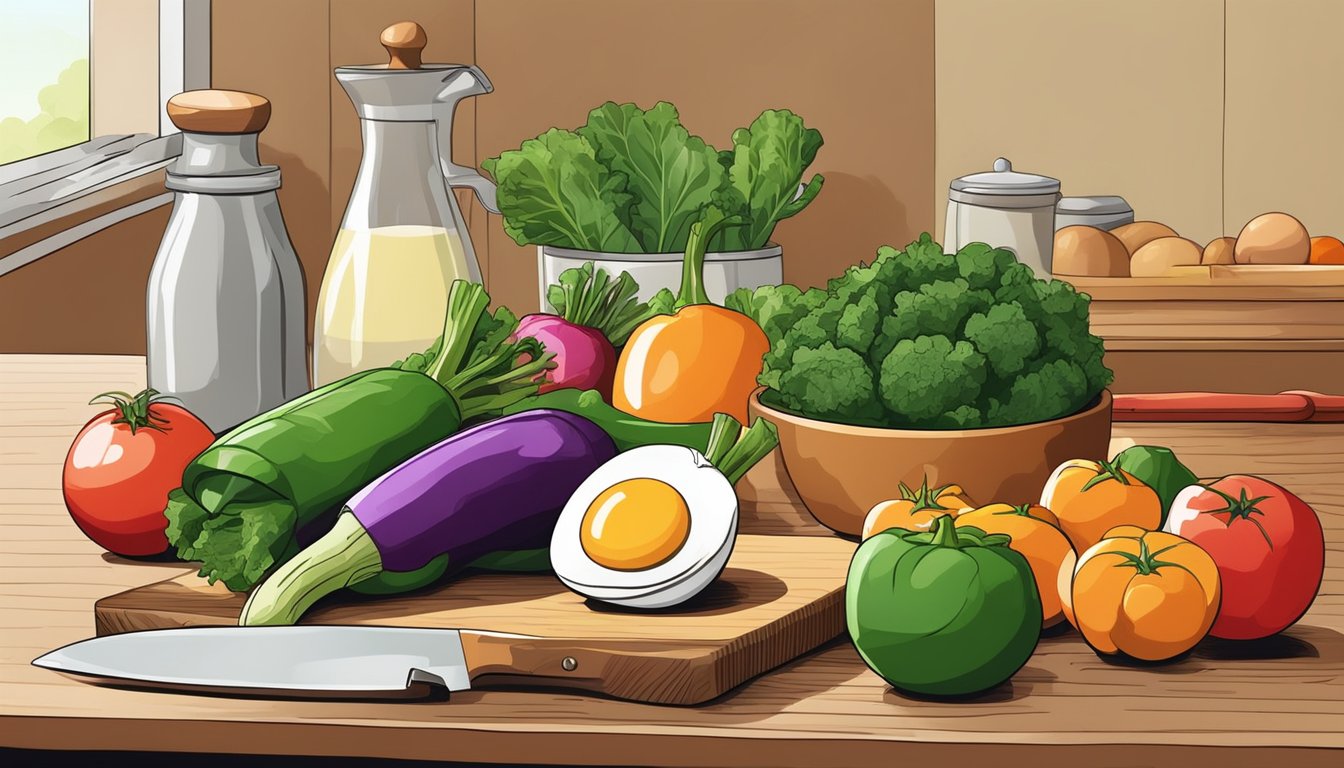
[936,0,1344,248]
[1224,0,1344,239]
[935,0,1225,246]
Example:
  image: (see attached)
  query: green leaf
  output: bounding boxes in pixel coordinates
[577,102,725,253]
[645,287,677,317]
[484,128,641,252]
[545,263,663,347]
[716,109,824,251]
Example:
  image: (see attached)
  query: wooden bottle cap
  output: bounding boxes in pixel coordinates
[381,21,426,69]
[166,90,271,134]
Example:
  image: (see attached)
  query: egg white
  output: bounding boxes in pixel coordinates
[550,444,738,609]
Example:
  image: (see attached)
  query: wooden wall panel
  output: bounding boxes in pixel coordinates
[0,207,169,354]
[934,0,1225,247]
[475,0,937,314]
[211,0,331,343]
[1224,0,1344,240]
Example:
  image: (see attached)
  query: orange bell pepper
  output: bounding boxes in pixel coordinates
[1040,458,1161,553]
[955,503,1074,628]
[861,478,975,538]
[613,209,769,424]
[1066,526,1220,661]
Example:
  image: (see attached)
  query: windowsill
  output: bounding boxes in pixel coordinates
[0,134,179,275]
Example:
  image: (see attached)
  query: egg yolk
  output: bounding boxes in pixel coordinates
[580,478,691,571]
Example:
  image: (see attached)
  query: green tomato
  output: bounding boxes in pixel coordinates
[1112,445,1198,529]
[845,515,1041,697]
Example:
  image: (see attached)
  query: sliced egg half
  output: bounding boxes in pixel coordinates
[550,444,738,609]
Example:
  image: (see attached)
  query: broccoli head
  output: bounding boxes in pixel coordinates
[964,301,1040,379]
[878,335,987,425]
[880,232,960,292]
[769,342,884,426]
[726,283,824,341]
[884,279,992,344]
[835,292,880,354]
[988,358,1091,426]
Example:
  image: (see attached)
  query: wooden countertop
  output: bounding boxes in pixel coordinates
[2,354,1341,767]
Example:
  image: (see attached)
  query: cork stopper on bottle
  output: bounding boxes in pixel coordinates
[166,90,271,134]
[381,21,427,69]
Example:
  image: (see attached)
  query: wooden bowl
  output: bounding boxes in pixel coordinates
[748,389,1114,536]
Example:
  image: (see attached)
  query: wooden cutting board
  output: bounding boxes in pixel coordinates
[94,534,856,706]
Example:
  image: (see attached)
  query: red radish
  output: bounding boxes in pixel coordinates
[515,314,616,397]
[513,263,667,401]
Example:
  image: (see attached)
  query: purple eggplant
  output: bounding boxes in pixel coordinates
[239,410,616,625]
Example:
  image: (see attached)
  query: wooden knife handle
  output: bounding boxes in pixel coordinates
[458,630,715,705]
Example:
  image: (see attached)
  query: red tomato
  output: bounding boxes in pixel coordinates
[1165,475,1324,640]
[62,389,215,556]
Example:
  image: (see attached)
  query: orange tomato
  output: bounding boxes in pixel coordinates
[1309,236,1344,265]
[1067,526,1220,661]
[613,305,768,423]
[612,209,770,424]
[861,479,975,538]
[956,503,1074,628]
[1040,458,1161,553]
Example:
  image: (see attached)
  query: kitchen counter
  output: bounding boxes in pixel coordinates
[1,354,1341,767]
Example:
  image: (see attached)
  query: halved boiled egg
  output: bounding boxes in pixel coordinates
[550,444,738,609]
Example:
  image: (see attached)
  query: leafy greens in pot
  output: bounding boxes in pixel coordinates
[714,110,824,253]
[577,102,726,254]
[480,128,640,253]
[485,102,823,254]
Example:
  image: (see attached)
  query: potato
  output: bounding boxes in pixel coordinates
[1131,237,1203,277]
[1112,221,1179,255]
[1052,226,1130,277]
[1234,212,1310,264]
[1202,236,1236,265]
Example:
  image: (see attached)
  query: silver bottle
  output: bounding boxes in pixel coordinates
[147,90,309,432]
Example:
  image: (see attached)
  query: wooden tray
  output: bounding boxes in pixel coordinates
[94,534,856,706]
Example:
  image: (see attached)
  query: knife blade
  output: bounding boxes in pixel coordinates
[33,624,678,702]
[33,625,479,699]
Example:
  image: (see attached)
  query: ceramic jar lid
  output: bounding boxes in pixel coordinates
[950,157,1061,196]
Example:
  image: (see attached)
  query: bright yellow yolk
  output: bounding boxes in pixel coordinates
[580,478,691,571]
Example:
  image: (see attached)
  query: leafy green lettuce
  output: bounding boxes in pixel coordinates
[714,109,824,252]
[485,102,823,254]
[578,102,725,253]
[481,128,640,253]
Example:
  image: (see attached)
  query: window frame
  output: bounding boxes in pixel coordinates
[0,0,210,274]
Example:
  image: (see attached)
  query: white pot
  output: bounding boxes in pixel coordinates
[944,157,1061,279]
[537,244,783,310]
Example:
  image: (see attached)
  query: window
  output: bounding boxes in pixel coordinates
[0,1,90,165]
[0,0,209,254]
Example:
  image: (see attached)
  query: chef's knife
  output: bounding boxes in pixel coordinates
[33,625,682,702]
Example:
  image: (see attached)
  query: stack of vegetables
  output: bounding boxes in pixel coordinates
[849,445,1325,697]
[233,209,785,622]
[114,204,780,622]
[163,281,556,591]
